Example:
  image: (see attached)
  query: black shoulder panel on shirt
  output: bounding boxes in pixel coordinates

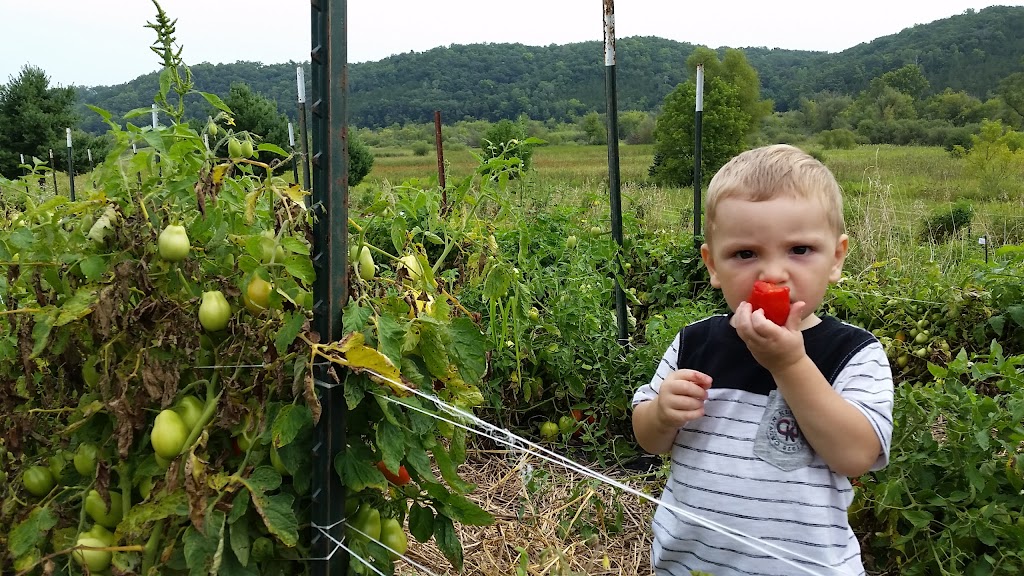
[676,315,877,396]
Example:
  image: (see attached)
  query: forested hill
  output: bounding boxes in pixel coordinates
[75,5,1024,132]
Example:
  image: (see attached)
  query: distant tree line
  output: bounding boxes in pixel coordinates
[70,6,1024,134]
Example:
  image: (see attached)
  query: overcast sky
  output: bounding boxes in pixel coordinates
[2,1,1020,88]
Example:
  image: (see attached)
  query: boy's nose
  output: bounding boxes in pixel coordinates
[758,262,788,284]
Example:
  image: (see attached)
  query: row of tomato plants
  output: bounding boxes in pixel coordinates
[0,70,512,573]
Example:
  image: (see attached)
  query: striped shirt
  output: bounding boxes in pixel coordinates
[633,315,894,576]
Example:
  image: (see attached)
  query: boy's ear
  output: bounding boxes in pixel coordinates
[828,234,850,283]
[700,243,722,288]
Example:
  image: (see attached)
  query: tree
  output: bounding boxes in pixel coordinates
[650,75,750,187]
[963,119,1024,200]
[996,72,1024,129]
[348,135,373,187]
[579,112,607,145]
[685,47,772,136]
[880,64,930,100]
[0,65,77,179]
[223,82,289,158]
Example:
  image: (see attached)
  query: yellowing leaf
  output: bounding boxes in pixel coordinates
[211,163,231,185]
[345,343,411,396]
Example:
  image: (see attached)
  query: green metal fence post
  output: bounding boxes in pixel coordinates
[309,1,349,574]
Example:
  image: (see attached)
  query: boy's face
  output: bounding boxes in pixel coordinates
[700,195,848,329]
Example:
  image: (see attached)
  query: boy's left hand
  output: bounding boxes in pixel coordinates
[731,300,808,373]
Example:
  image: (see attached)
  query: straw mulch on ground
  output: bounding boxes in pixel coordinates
[396,449,661,576]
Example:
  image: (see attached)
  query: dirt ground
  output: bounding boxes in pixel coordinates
[394,449,661,576]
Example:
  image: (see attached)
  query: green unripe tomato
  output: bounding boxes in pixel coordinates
[355,246,375,281]
[251,536,274,563]
[558,415,576,435]
[259,231,286,264]
[539,421,559,440]
[241,139,255,158]
[158,224,190,262]
[527,307,540,322]
[198,290,231,332]
[85,489,124,528]
[173,395,204,432]
[48,452,69,483]
[270,445,289,476]
[74,443,99,476]
[154,453,171,470]
[380,517,409,558]
[565,235,578,249]
[23,465,55,497]
[589,226,603,237]
[228,137,243,159]
[151,409,189,460]
[138,475,154,500]
[73,537,112,572]
[82,356,100,387]
[244,277,274,315]
[351,505,381,540]
[86,524,116,546]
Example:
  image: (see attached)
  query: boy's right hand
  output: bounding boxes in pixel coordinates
[654,369,713,429]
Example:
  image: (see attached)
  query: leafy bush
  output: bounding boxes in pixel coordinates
[854,346,1024,576]
[816,128,858,149]
[919,200,974,243]
[349,134,375,186]
[480,119,536,178]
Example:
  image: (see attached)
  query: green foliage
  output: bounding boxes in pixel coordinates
[650,75,750,186]
[964,120,1024,200]
[223,82,290,159]
[816,128,859,149]
[579,112,607,145]
[0,65,78,179]
[854,348,1024,576]
[480,119,538,178]
[919,200,974,243]
[348,134,374,186]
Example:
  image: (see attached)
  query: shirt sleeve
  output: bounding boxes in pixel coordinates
[632,332,682,407]
[832,341,895,471]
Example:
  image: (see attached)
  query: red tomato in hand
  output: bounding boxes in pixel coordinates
[748,281,790,326]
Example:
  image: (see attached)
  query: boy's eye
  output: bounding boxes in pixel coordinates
[735,250,755,259]
[792,246,811,255]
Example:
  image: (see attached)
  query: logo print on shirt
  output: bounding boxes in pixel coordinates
[766,406,805,454]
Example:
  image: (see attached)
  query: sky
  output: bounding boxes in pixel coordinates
[1,1,1021,88]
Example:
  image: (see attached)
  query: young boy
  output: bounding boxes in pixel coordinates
[632,144,893,576]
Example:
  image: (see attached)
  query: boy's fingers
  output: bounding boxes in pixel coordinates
[786,301,807,330]
[673,369,713,389]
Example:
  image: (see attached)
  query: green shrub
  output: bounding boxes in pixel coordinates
[481,119,536,178]
[919,200,973,243]
[411,142,430,156]
[816,128,858,149]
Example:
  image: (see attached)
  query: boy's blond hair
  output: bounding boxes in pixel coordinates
[704,144,845,242]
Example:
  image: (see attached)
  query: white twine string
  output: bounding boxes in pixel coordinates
[363,368,856,576]
[302,514,442,575]
[345,522,443,576]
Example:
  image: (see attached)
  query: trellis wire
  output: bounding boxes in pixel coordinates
[354,368,857,576]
